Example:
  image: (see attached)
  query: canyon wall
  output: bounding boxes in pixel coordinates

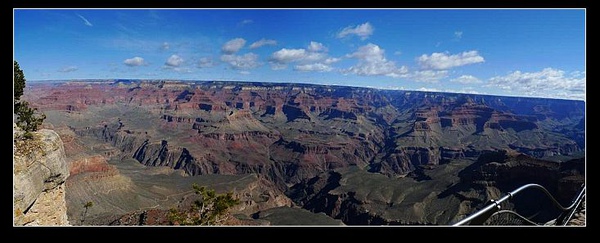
[13,124,70,226]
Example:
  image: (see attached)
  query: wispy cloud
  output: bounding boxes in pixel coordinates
[418,50,484,70]
[58,66,78,73]
[337,22,374,40]
[160,42,170,50]
[454,31,463,40]
[451,75,482,84]
[417,87,442,92]
[197,57,217,68]
[124,57,146,67]
[76,14,93,27]
[294,63,333,72]
[221,53,261,70]
[487,68,586,100]
[409,70,449,83]
[249,38,277,49]
[239,19,253,26]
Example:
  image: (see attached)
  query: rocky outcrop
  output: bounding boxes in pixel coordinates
[13,124,70,226]
[458,150,584,204]
[68,155,119,179]
[286,170,439,225]
[108,174,293,225]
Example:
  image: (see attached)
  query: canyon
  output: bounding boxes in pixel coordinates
[20,79,585,225]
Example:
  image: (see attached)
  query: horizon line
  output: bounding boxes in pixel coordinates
[27,78,586,102]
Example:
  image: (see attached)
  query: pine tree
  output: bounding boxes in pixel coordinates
[14,61,25,103]
[14,60,46,139]
[168,184,240,225]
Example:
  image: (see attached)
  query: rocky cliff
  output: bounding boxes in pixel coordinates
[13,124,70,226]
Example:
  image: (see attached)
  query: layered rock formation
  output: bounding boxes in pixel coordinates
[21,80,584,225]
[13,124,70,226]
[27,80,584,182]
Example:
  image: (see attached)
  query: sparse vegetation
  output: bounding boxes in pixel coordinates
[81,201,93,223]
[167,184,240,225]
[14,60,45,139]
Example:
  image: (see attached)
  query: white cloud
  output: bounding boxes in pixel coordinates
[414,87,480,95]
[165,54,184,67]
[170,67,192,73]
[308,41,327,52]
[270,48,308,63]
[197,57,216,68]
[220,53,261,70]
[343,43,408,78]
[337,22,374,40]
[239,71,251,75]
[347,43,385,61]
[570,70,585,77]
[268,49,324,66]
[221,38,246,54]
[487,68,585,100]
[58,66,78,73]
[324,57,341,64]
[161,42,170,50]
[124,57,146,67]
[445,88,481,95]
[294,63,333,72]
[249,38,277,49]
[410,70,449,83]
[451,75,482,84]
[418,50,484,70]
[417,87,442,92]
[76,14,92,27]
[268,42,338,72]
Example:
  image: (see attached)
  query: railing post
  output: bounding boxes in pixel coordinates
[451,183,586,226]
[467,199,501,225]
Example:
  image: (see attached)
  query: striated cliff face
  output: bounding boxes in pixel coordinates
[27,80,584,181]
[13,124,70,226]
[22,80,584,225]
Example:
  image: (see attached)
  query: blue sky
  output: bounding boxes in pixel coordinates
[13,9,585,100]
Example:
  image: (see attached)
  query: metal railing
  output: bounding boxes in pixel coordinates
[452,183,585,226]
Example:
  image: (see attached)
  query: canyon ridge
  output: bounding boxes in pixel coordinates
[19,79,585,225]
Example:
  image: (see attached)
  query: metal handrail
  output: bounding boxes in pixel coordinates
[486,210,540,225]
[558,185,586,225]
[452,183,585,226]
